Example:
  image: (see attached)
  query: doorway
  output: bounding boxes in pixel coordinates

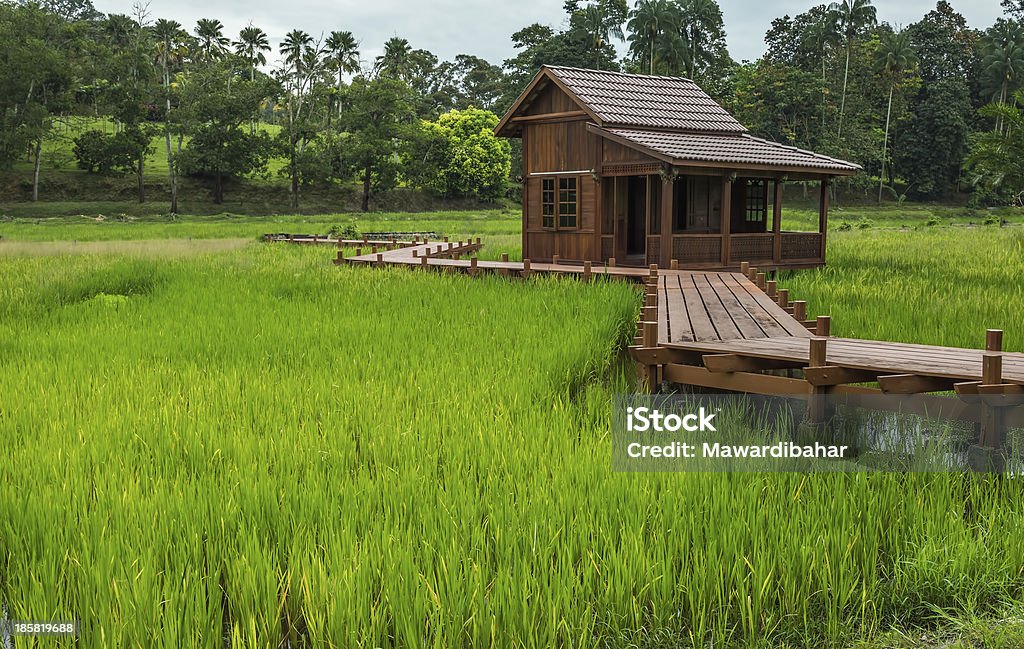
[626,176,647,257]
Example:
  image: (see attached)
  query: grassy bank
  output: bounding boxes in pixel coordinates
[1,216,1022,647]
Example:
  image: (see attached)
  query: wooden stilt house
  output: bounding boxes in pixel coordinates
[495,66,861,270]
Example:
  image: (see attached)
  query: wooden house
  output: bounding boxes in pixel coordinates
[495,66,860,270]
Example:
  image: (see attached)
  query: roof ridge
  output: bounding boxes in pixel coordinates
[543,64,696,84]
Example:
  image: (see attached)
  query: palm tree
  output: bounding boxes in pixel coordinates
[234,24,270,81]
[874,29,917,202]
[152,18,186,214]
[375,37,412,79]
[828,0,876,138]
[194,18,228,61]
[325,30,360,116]
[627,0,671,74]
[579,3,624,69]
[801,11,841,138]
[982,22,1024,133]
[675,0,723,80]
[281,29,313,79]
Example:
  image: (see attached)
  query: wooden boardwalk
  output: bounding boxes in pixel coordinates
[630,262,1023,458]
[264,234,1022,460]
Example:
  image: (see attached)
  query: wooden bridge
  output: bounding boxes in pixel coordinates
[267,234,1022,466]
[632,262,1022,466]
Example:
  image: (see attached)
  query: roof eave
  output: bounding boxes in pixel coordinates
[588,124,861,176]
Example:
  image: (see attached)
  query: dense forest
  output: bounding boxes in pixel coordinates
[1,0,1023,211]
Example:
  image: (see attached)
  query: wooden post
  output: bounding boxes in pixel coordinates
[670,259,678,270]
[583,260,592,282]
[721,175,732,267]
[808,337,828,424]
[608,257,616,267]
[475,237,481,246]
[469,257,479,276]
[739,261,749,276]
[552,254,560,265]
[816,315,831,337]
[766,280,777,298]
[443,236,449,242]
[986,329,1003,352]
[412,250,418,258]
[336,250,345,264]
[772,179,783,263]
[793,300,807,322]
[778,289,789,309]
[661,175,674,269]
[501,253,509,263]
[756,272,766,290]
[747,266,757,282]
[420,255,428,269]
[818,179,829,262]
[375,253,383,266]
[355,247,362,257]
[371,246,377,254]
[521,258,532,278]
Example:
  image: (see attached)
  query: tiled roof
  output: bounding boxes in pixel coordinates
[546,66,747,133]
[602,128,861,173]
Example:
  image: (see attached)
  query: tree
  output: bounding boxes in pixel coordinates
[566,0,628,69]
[375,37,412,79]
[235,24,270,82]
[895,78,971,198]
[675,0,728,81]
[875,29,917,201]
[335,76,416,211]
[277,29,322,208]
[152,18,187,213]
[828,0,876,138]
[0,3,75,199]
[325,30,360,118]
[627,0,673,74]
[405,108,511,200]
[966,89,1024,202]
[194,18,228,61]
[176,60,274,203]
[981,20,1024,132]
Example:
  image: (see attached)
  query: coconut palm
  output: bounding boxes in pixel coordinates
[281,29,313,78]
[375,37,412,79]
[579,3,624,69]
[325,31,360,89]
[151,18,187,214]
[194,18,228,61]
[675,0,724,80]
[982,22,1024,133]
[801,11,841,137]
[234,25,270,82]
[628,0,672,74]
[828,0,876,138]
[874,28,917,202]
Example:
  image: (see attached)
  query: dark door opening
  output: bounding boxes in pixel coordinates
[626,176,646,257]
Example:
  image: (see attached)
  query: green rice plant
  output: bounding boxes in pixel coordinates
[0,224,1023,648]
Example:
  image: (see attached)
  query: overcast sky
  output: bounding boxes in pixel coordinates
[99,0,1004,70]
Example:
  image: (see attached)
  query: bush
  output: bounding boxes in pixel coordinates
[836,221,852,231]
[73,128,150,175]
[926,217,939,227]
[856,218,874,230]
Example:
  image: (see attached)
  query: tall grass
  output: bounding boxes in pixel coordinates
[1,233,1023,647]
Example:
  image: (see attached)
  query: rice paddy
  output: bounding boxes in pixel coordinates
[1,217,1023,648]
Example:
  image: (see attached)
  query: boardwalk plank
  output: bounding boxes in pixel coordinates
[692,273,742,341]
[679,274,721,342]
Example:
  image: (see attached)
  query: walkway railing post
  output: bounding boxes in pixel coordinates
[583,261,592,282]
[816,315,831,337]
[970,329,1008,471]
[807,337,828,425]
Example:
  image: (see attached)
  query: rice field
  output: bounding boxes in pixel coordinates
[1,219,1023,648]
